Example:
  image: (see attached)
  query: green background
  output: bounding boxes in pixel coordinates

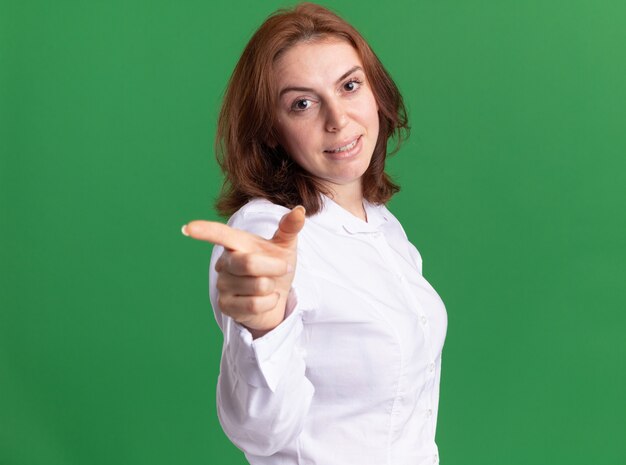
[2,0,625,464]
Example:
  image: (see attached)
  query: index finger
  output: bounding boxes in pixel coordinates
[182,220,257,253]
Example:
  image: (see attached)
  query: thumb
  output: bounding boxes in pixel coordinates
[272,205,306,247]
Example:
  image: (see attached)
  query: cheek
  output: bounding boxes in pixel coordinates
[278,122,317,155]
[370,102,381,137]
[356,94,380,128]
[370,98,381,126]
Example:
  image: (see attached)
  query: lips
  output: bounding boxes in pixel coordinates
[324,136,361,153]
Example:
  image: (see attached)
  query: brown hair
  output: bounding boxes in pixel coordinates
[215,2,409,217]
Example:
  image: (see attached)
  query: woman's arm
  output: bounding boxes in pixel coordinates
[211,278,314,455]
[202,203,315,456]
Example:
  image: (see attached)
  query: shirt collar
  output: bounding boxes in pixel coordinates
[308,194,389,235]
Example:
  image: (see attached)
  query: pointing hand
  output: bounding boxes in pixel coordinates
[182,206,306,338]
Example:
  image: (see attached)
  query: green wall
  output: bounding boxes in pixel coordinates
[2,1,625,463]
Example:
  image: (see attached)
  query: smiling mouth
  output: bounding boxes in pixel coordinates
[324,136,360,153]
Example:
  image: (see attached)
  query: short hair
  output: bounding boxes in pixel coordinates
[215,2,409,217]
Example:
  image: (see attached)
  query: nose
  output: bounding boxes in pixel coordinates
[324,99,348,132]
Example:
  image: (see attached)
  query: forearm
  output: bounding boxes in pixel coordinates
[216,312,314,456]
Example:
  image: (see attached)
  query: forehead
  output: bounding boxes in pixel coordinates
[274,38,363,88]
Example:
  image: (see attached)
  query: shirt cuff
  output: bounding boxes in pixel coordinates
[225,289,304,392]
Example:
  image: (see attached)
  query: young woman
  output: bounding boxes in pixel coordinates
[182,3,448,464]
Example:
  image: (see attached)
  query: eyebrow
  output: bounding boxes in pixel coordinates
[278,65,363,97]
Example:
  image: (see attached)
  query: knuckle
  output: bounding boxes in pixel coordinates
[240,257,257,274]
[246,297,267,314]
[215,260,224,271]
[254,277,271,294]
[215,277,227,292]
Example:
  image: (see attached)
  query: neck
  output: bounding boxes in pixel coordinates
[326,182,367,221]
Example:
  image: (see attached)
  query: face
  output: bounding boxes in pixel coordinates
[273,38,380,197]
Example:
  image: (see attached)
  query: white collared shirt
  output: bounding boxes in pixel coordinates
[209,195,448,465]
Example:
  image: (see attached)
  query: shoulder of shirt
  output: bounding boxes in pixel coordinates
[374,202,408,239]
[228,198,290,221]
[377,203,424,271]
[227,198,291,240]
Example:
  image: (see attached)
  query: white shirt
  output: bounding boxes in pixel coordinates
[209,195,448,465]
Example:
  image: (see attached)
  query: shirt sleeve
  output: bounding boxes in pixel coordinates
[208,201,316,456]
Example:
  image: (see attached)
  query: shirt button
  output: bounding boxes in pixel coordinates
[420,315,428,325]
[427,408,433,417]
[429,362,435,372]
[433,454,438,463]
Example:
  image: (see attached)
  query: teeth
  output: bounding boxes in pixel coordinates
[328,138,358,153]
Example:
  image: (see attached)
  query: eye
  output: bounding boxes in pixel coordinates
[343,78,362,92]
[291,98,312,112]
